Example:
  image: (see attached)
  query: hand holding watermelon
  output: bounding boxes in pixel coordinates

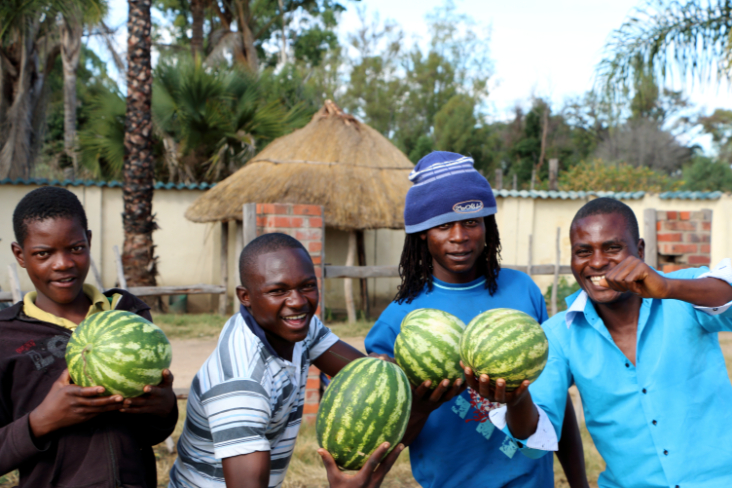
[119,368,176,418]
[28,369,125,439]
[318,441,405,488]
[461,361,532,406]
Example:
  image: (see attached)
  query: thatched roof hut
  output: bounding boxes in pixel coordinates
[184,100,414,230]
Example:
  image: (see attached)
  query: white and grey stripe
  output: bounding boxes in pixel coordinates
[169,313,337,488]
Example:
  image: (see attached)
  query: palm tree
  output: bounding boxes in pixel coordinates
[597,0,732,97]
[123,0,157,288]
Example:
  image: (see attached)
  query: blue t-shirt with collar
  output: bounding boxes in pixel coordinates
[523,266,732,488]
[365,269,552,488]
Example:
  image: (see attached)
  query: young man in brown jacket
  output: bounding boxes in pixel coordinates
[0,186,178,487]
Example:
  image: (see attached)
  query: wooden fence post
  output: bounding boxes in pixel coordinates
[551,227,560,316]
[549,159,558,191]
[495,169,503,190]
[219,222,229,316]
[242,203,257,248]
[90,258,105,292]
[8,264,22,303]
[527,234,533,276]
[113,246,127,290]
[643,209,658,269]
[530,170,536,191]
[344,231,357,323]
[513,174,517,191]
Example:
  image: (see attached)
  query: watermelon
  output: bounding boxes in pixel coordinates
[459,308,548,391]
[316,357,411,470]
[394,308,466,388]
[65,310,172,398]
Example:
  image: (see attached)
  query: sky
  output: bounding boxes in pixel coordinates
[101,0,732,146]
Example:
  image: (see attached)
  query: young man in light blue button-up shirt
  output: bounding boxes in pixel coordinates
[464,198,732,488]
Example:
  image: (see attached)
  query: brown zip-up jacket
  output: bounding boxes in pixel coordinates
[0,289,178,487]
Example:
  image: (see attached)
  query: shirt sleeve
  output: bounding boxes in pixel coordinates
[364,306,401,356]
[489,322,572,459]
[307,316,339,361]
[201,378,272,460]
[693,258,732,317]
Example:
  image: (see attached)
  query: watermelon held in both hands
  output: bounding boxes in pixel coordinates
[460,308,548,391]
[394,308,466,388]
[316,357,411,470]
[65,310,172,398]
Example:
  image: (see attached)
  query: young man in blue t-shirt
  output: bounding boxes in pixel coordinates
[366,151,588,488]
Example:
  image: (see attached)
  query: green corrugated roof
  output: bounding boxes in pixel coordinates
[492,190,723,200]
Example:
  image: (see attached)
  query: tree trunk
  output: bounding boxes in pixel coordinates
[190,0,205,61]
[60,9,83,175]
[123,0,158,288]
[234,0,259,71]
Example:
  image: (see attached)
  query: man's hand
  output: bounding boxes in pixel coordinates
[461,362,530,406]
[318,442,405,488]
[120,369,176,417]
[29,369,124,439]
[411,377,466,416]
[599,256,669,299]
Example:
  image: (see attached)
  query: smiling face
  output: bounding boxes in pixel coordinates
[570,212,645,305]
[236,247,318,350]
[11,217,91,307]
[421,218,486,284]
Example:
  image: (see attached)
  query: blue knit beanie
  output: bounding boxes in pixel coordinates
[404,151,496,234]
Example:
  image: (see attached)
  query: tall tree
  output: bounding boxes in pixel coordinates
[0,0,61,179]
[123,0,157,288]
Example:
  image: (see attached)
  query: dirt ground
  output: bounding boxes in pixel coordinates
[169,336,366,392]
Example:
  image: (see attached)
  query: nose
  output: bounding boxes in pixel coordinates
[286,289,308,309]
[448,223,468,242]
[588,249,607,270]
[51,251,75,271]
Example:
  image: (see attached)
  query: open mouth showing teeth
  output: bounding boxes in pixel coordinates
[57,278,75,283]
[589,276,605,285]
[283,314,307,321]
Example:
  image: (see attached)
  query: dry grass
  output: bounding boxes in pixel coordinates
[151,312,228,340]
[184,101,414,231]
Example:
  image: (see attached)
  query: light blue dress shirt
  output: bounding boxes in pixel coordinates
[506,264,732,488]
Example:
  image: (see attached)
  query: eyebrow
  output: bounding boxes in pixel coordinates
[573,238,625,249]
[30,239,87,250]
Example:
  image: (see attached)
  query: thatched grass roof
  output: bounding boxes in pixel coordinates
[185,100,414,230]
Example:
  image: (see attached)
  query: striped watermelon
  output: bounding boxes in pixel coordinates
[460,308,548,391]
[316,357,411,470]
[394,308,466,388]
[65,310,172,398]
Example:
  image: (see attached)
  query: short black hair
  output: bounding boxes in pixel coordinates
[13,186,88,246]
[571,197,640,242]
[239,233,310,287]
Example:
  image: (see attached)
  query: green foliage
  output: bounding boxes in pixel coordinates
[558,159,683,192]
[681,154,732,191]
[544,277,581,315]
[77,88,126,179]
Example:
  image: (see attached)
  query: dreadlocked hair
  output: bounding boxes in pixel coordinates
[395,215,502,304]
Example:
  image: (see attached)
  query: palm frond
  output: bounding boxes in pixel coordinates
[77,88,126,179]
[597,0,732,97]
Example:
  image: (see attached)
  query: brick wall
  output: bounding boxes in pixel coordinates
[656,210,712,273]
[253,203,325,422]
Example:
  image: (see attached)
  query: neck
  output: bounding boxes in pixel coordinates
[264,330,296,361]
[432,266,480,284]
[594,293,642,332]
[34,289,92,325]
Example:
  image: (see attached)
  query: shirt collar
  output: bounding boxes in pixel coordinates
[430,275,487,292]
[239,305,282,359]
[565,289,588,329]
[24,284,111,331]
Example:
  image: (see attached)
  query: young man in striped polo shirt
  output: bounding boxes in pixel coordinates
[169,233,404,488]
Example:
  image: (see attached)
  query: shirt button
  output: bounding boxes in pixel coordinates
[652,420,657,425]
[713,308,719,311]
[642,388,647,394]
[625,362,630,368]
[664,449,669,455]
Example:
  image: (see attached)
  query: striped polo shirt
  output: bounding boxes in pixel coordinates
[169,307,338,488]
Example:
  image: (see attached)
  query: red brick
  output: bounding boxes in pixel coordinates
[701,244,711,254]
[306,378,320,389]
[663,221,697,231]
[314,267,322,278]
[256,203,263,213]
[667,211,678,220]
[303,413,317,423]
[688,255,711,265]
[308,217,323,228]
[657,222,662,231]
[308,241,323,253]
[657,233,682,242]
[311,255,322,265]
[305,389,320,403]
[663,264,691,273]
[256,216,265,227]
[293,204,322,216]
[308,365,320,375]
[295,229,322,241]
[685,233,703,243]
[290,217,304,228]
[303,403,319,415]
[273,216,293,227]
[702,222,712,231]
[259,203,277,214]
[659,243,697,255]
[679,211,691,221]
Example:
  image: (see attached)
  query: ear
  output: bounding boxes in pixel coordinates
[236,285,251,308]
[86,230,92,248]
[11,242,26,269]
[637,238,646,262]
